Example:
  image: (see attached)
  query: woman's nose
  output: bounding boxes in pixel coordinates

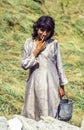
[43,31,47,35]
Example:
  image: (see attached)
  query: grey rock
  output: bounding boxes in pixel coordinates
[0,116,10,130]
[1,115,83,130]
[81,118,84,130]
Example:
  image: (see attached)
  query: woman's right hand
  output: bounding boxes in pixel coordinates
[33,38,46,57]
[36,40,46,52]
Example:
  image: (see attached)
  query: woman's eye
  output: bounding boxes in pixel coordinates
[40,29,49,33]
[40,28,44,31]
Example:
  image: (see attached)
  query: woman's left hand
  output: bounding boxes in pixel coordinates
[59,87,65,98]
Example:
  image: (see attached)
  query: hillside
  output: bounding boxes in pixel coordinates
[0,0,84,126]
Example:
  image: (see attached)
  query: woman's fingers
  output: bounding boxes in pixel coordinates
[41,42,46,49]
[41,37,45,43]
[59,87,65,98]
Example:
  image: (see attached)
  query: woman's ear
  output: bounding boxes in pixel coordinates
[36,28,38,30]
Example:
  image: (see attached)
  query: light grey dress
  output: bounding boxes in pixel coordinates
[21,38,68,121]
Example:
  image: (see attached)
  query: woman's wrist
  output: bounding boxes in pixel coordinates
[60,85,64,89]
[33,49,40,57]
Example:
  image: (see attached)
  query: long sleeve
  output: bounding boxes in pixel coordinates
[56,43,68,86]
[21,39,39,70]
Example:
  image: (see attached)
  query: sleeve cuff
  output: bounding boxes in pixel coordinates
[30,53,35,59]
[60,79,68,86]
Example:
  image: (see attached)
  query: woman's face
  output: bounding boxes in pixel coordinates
[37,28,51,41]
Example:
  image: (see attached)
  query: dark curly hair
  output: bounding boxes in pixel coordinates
[32,16,55,40]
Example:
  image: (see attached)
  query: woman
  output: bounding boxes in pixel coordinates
[21,16,68,121]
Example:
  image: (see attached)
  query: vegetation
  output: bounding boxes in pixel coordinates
[0,0,84,126]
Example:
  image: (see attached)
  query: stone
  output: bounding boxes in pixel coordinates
[0,115,83,130]
[0,116,10,130]
[81,118,84,130]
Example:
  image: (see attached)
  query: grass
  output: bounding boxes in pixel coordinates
[0,0,84,126]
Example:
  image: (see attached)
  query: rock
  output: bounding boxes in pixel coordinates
[8,117,22,130]
[0,115,83,130]
[81,118,84,130]
[0,116,10,130]
[10,115,81,130]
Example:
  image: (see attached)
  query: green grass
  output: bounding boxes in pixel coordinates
[0,0,84,126]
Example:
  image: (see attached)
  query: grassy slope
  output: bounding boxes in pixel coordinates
[0,0,84,126]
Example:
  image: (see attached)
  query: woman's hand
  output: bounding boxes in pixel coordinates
[59,86,65,98]
[36,40,46,52]
[33,38,46,57]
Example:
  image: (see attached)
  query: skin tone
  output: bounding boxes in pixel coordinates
[33,28,65,98]
[33,28,50,57]
[59,86,65,98]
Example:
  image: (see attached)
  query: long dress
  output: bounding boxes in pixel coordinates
[21,38,68,121]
